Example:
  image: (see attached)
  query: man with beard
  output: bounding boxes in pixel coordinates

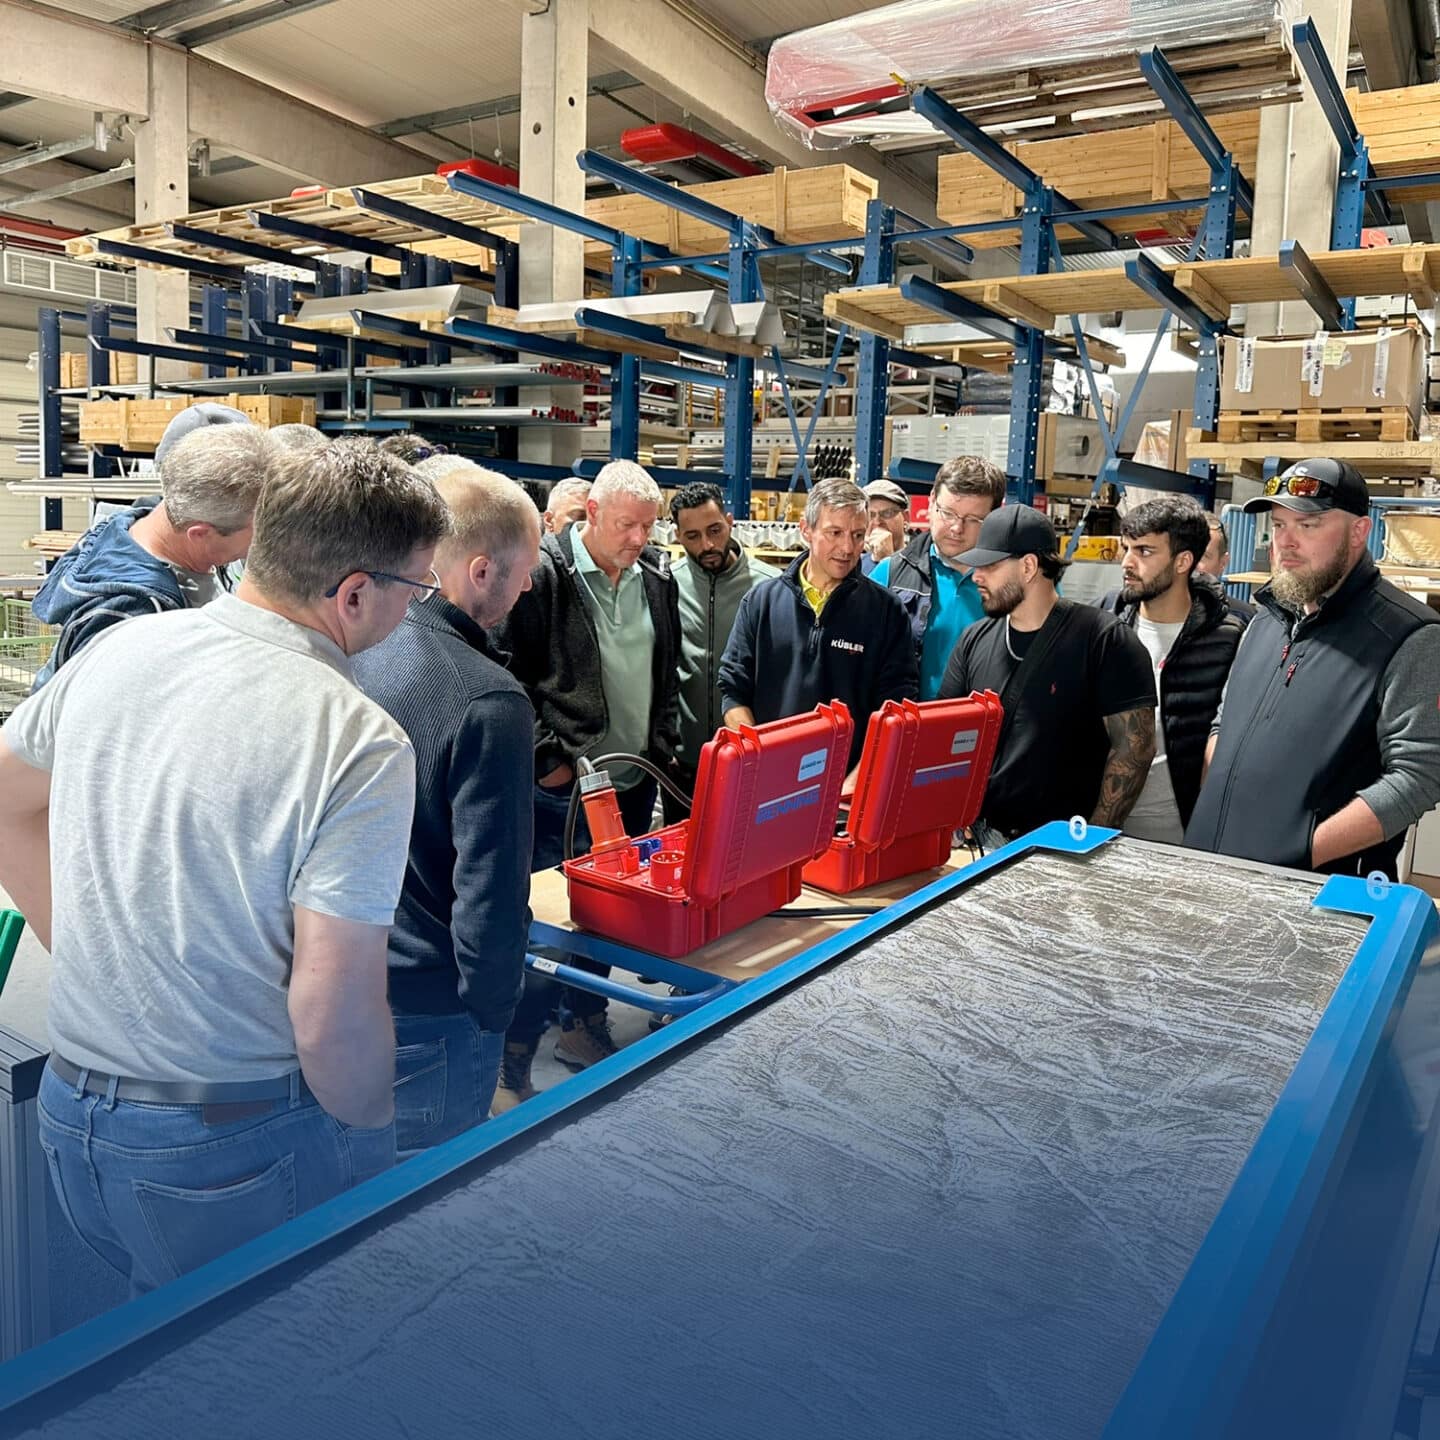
[665,482,778,822]
[1186,459,1440,878]
[937,505,1156,849]
[1101,496,1246,845]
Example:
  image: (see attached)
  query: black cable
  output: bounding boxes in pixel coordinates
[770,905,883,919]
[562,751,694,862]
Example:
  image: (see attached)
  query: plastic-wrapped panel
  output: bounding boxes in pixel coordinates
[10,843,1365,1440]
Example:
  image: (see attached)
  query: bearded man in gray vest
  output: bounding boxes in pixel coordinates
[1186,459,1440,878]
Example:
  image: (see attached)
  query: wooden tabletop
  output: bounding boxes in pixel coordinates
[528,856,965,985]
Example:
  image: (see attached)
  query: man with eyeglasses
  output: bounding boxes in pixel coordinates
[0,442,450,1290]
[871,456,1006,699]
[1186,458,1440,879]
[861,479,912,574]
[353,461,542,1149]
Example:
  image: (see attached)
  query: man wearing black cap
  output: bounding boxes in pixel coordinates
[937,506,1157,847]
[1186,459,1440,878]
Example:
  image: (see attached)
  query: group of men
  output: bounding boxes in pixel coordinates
[1,407,1438,1298]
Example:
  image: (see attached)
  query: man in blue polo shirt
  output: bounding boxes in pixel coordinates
[870,455,1006,699]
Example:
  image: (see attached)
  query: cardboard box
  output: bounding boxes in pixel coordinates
[1219,335,1308,412]
[1301,327,1424,425]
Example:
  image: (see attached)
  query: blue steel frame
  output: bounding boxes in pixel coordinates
[3,823,1437,1435]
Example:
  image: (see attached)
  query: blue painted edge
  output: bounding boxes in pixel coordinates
[0,821,1112,1418]
[1103,874,1440,1438]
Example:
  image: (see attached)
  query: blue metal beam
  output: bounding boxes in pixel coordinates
[350,186,508,261]
[1123,252,1219,334]
[910,84,1117,250]
[92,335,240,372]
[1138,47,1255,217]
[168,224,329,273]
[898,275,1022,347]
[642,360,728,388]
[447,315,617,370]
[1292,19,1362,150]
[252,320,411,364]
[572,306,673,351]
[166,328,314,366]
[447,168,623,248]
[889,456,941,485]
[97,238,239,283]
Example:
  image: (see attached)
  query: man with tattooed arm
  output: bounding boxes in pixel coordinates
[938,506,1156,851]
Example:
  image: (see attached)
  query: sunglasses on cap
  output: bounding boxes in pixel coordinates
[1262,472,1335,500]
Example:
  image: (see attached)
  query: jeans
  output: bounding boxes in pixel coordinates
[392,1012,505,1156]
[513,775,659,1045]
[37,1063,395,1296]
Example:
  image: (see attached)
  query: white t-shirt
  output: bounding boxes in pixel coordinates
[1123,614,1186,845]
[3,593,416,1083]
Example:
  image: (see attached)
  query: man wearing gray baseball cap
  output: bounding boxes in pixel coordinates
[1186,458,1440,877]
[938,504,1156,848]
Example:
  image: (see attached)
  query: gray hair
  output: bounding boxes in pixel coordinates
[266,424,328,454]
[413,454,480,484]
[804,476,867,530]
[591,459,661,510]
[544,477,592,516]
[243,440,452,605]
[430,461,540,565]
[160,425,273,534]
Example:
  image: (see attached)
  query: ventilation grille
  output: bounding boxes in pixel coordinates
[2,249,136,304]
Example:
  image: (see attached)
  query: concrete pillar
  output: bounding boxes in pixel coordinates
[133,42,189,383]
[519,0,588,469]
[1247,0,1353,335]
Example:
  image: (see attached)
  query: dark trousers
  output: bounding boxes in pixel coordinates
[510,774,659,1046]
[659,760,696,827]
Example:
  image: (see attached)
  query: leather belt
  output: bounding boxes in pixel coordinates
[49,1055,309,1117]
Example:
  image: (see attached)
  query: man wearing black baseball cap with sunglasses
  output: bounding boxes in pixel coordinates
[1186,458,1440,878]
[938,505,1157,849]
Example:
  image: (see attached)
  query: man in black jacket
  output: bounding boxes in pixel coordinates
[490,459,682,1082]
[720,476,918,780]
[938,505,1156,846]
[1101,496,1246,845]
[1187,459,1440,878]
[352,461,541,1152]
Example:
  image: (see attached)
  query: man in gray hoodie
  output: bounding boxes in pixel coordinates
[663,482,779,822]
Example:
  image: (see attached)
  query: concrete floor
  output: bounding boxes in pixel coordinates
[0,880,662,1106]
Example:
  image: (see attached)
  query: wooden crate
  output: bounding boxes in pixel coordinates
[78,397,193,451]
[220,394,317,428]
[938,83,1440,246]
[60,351,140,387]
[585,165,877,257]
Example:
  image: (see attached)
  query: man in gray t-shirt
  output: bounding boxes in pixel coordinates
[0,442,451,1294]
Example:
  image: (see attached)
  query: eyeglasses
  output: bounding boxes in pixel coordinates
[1262,473,1333,500]
[324,567,442,601]
[931,503,983,531]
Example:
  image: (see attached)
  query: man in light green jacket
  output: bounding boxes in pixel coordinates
[664,481,779,821]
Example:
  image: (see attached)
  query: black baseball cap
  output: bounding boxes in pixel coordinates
[1242,459,1370,517]
[957,504,1058,567]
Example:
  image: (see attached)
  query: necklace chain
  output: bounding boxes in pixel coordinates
[1004,616,1020,662]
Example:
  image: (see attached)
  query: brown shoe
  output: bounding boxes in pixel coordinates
[490,1040,539,1116]
[553,1013,619,1070]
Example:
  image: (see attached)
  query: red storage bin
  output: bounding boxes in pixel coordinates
[564,703,853,957]
[802,692,1003,895]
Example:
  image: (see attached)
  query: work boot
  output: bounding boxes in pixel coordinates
[553,1012,619,1070]
[490,1040,539,1115]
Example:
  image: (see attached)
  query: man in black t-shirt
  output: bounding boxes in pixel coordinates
[938,507,1157,846]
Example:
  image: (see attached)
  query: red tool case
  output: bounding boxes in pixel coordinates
[564,703,853,957]
[802,692,1003,895]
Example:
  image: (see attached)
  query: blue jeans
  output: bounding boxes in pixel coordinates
[392,1012,505,1156]
[37,1063,395,1295]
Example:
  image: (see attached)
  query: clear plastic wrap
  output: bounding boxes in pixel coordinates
[766,0,1295,147]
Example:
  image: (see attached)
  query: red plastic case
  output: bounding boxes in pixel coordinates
[564,703,854,957]
[802,692,1004,895]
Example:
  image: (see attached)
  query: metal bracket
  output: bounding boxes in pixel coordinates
[898,275,1022,347]
[1124,252,1223,335]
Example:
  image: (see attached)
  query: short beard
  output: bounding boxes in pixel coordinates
[1270,545,1349,610]
[1120,560,1176,605]
[981,579,1025,617]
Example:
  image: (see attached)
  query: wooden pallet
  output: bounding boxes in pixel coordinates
[1186,428,1440,475]
[825,243,1440,339]
[925,33,1298,138]
[938,81,1440,247]
[1216,408,1418,444]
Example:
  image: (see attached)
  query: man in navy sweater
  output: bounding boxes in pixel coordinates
[720,476,918,780]
[353,461,541,1153]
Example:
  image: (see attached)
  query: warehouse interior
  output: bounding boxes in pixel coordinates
[3,0,1440,1435]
